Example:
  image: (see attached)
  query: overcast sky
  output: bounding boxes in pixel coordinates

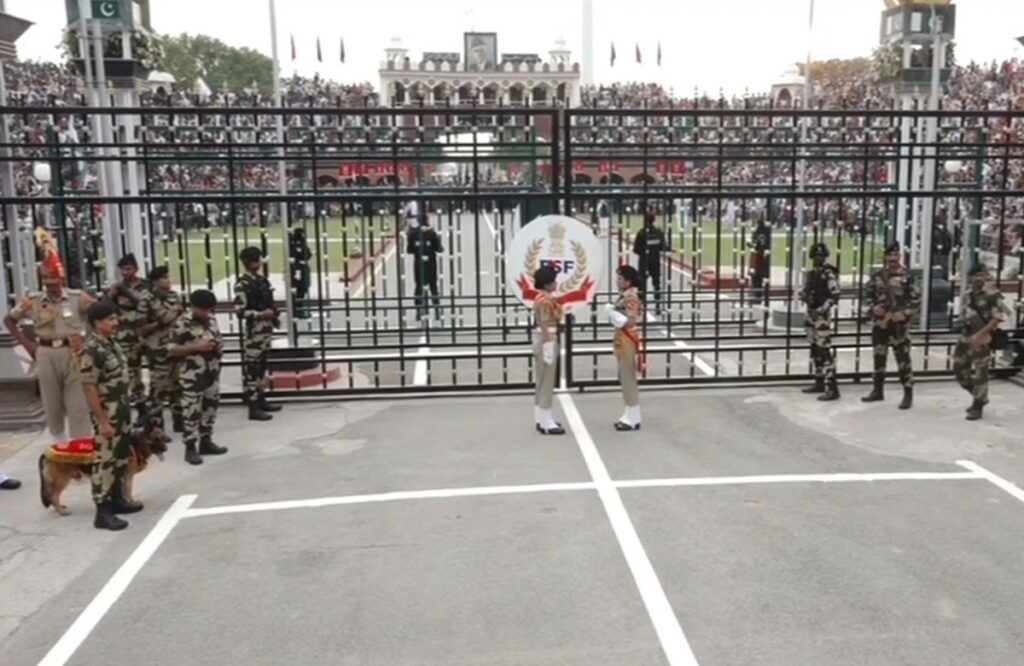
[8,0,1024,95]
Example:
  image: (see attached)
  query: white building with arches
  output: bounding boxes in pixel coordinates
[379,34,581,107]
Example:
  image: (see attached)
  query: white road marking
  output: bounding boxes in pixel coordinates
[558,393,700,666]
[38,495,197,666]
[482,210,496,237]
[350,238,396,299]
[645,311,716,377]
[182,482,597,518]
[956,460,1024,504]
[616,470,982,490]
[413,334,429,386]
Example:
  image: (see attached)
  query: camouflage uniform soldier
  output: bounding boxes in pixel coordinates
[862,242,921,410]
[79,301,140,531]
[169,290,228,465]
[799,242,841,401]
[3,230,94,445]
[532,266,565,436]
[953,264,1011,421]
[234,247,281,421]
[139,266,185,436]
[106,254,149,407]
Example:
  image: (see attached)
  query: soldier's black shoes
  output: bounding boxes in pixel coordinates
[199,440,228,455]
[184,444,203,466]
[802,379,825,394]
[94,503,129,531]
[817,385,840,401]
[256,398,282,413]
[861,385,884,402]
[966,400,984,421]
[614,421,641,432]
[898,387,913,410]
[172,413,185,433]
[110,479,143,514]
[248,406,273,421]
[536,424,566,436]
[1,477,21,490]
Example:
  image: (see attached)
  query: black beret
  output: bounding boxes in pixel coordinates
[117,253,138,268]
[885,241,901,254]
[86,300,118,324]
[968,264,989,277]
[189,289,217,309]
[239,247,263,264]
[148,265,169,282]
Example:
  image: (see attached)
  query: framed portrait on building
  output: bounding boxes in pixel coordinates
[464,32,497,71]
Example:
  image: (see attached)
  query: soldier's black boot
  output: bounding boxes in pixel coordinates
[256,394,282,413]
[184,442,203,466]
[94,502,129,531]
[818,381,840,402]
[109,478,143,514]
[966,399,984,421]
[802,378,825,394]
[861,379,884,403]
[199,436,228,456]
[898,386,913,410]
[248,405,273,421]
[172,412,185,434]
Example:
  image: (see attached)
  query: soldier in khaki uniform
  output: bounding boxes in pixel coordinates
[106,254,149,407]
[954,264,1012,421]
[605,265,644,431]
[3,231,94,444]
[139,266,184,435]
[531,266,565,435]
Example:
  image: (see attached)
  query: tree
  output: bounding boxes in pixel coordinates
[158,33,273,93]
[798,57,872,82]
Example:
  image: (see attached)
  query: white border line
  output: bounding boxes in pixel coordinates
[957,460,1024,503]
[412,334,429,386]
[558,393,700,666]
[616,471,981,489]
[38,494,197,666]
[183,482,596,518]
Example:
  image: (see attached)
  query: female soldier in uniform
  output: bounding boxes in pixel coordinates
[532,266,565,435]
[606,265,644,431]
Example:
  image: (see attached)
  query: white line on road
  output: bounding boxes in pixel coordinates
[350,239,396,299]
[38,495,198,666]
[413,334,429,386]
[558,393,700,666]
[616,470,982,490]
[482,210,496,237]
[956,460,1024,504]
[646,312,716,377]
[182,482,597,518]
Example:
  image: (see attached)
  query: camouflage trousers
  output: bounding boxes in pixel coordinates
[805,312,835,383]
[115,327,145,404]
[952,338,990,402]
[242,325,273,403]
[145,354,181,431]
[871,323,913,387]
[91,400,132,505]
[181,382,220,448]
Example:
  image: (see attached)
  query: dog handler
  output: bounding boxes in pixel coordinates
[80,301,140,532]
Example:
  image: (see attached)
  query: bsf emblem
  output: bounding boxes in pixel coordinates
[506,215,603,313]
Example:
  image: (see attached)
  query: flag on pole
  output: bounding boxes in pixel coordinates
[340,37,346,63]
[290,34,296,60]
[610,42,616,67]
[316,36,322,63]
[657,41,662,67]
[635,43,642,64]
[1017,35,1024,48]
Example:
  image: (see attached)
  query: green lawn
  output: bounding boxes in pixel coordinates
[154,216,394,287]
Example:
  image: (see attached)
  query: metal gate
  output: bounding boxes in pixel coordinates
[1,104,1022,397]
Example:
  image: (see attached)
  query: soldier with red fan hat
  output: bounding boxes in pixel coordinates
[3,229,95,446]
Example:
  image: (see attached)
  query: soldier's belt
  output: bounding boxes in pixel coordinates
[38,337,74,348]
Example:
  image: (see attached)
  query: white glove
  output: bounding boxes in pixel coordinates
[542,341,556,366]
[607,308,628,329]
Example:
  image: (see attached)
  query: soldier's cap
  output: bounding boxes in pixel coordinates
[148,265,170,282]
[644,211,657,224]
[190,289,217,309]
[885,241,901,254]
[239,247,263,264]
[86,300,118,324]
[968,264,989,277]
[117,253,138,268]
[809,242,829,258]
[533,265,557,290]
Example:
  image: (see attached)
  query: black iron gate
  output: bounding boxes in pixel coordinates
[1,104,1022,397]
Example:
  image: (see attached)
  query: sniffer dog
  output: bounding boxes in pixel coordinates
[38,421,168,516]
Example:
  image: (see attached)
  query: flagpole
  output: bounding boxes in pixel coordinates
[268,0,296,346]
[792,0,814,294]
